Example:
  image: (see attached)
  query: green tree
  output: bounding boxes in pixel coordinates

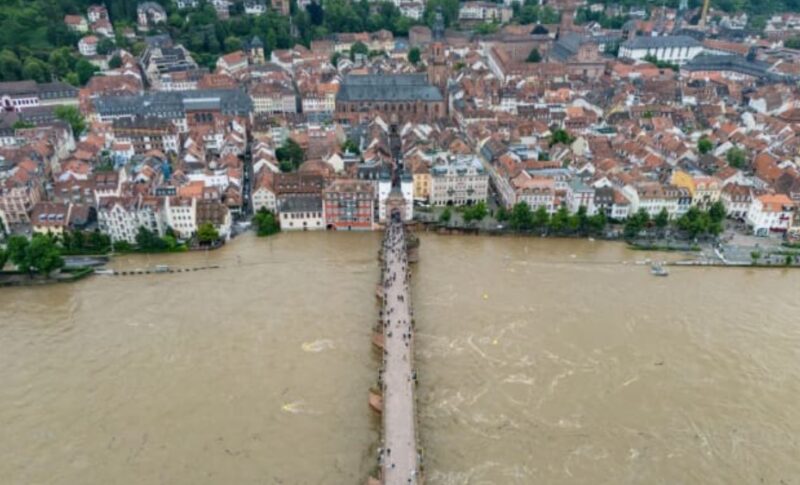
[342,139,360,155]
[0,49,22,81]
[549,128,575,147]
[643,54,678,71]
[12,120,35,130]
[135,226,168,251]
[526,47,542,63]
[75,58,99,85]
[28,235,65,275]
[350,41,369,60]
[54,105,86,138]
[253,207,281,236]
[6,234,64,276]
[113,240,133,252]
[88,230,111,253]
[654,208,669,229]
[0,247,7,270]
[539,5,560,23]
[726,147,746,169]
[475,21,499,35]
[509,201,533,230]
[574,205,591,235]
[408,47,421,65]
[439,207,452,224]
[22,57,50,83]
[709,201,726,224]
[64,72,80,86]
[276,138,305,171]
[496,206,509,222]
[785,36,800,49]
[424,0,459,27]
[675,207,722,239]
[549,206,570,233]
[97,37,116,55]
[463,201,488,224]
[698,137,713,154]
[532,205,550,229]
[197,222,220,244]
[108,54,122,69]
[224,36,242,53]
[624,209,650,239]
[588,211,607,234]
[514,3,540,24]
[48,47,77,79]
[130,41,147,56]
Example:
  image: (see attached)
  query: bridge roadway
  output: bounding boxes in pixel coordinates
[379,221,420,484]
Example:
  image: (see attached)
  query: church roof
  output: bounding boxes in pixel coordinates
[337,74,443,103]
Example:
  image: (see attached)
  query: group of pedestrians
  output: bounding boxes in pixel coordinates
[377,221,419,484]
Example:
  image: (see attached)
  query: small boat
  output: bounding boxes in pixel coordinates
[94,268,115,275]
[650,262,669,277]
[154,264,170,273]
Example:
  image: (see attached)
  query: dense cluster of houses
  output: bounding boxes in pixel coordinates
[4,1,800,243]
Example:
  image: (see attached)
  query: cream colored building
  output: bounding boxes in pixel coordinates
[429,155,489,206]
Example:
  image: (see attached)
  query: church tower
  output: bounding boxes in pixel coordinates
[427,7,448,92]
[248,36,265,65]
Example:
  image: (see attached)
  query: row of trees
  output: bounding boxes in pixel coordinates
[643,54,679,72]
[512,1,560,25]
[110,227,185,253]
[434,199,727,241]
[152,0,439,69]
[60,229,112,255]
[623,202,726,239]
[498,202,608,236]
[574,7,627,29]
[438,201,490,225]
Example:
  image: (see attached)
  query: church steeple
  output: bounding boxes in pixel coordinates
[433,6,445,41]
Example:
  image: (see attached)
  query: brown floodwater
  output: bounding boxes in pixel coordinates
[1,232,799,484]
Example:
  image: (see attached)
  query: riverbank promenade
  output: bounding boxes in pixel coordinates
[378,219,420,484]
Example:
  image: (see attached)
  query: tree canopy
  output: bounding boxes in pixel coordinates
[407,47,421,65]
[507,202,605,236]
[462,201,488,224]
[726,147,747,169]
[197,222,220,244]
[276,138,305,172]
[55,105,87,138]
[698,137,713,155]
[254,207,280,236]
[549,128,575,147]
[6,234,65,276]
[512,1,560,24]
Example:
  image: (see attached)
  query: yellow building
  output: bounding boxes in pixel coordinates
[670,170,696,197]
[413,171,431,201]
[407,158,431,201]
[692,176,721,209]
[671,170,721,209]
